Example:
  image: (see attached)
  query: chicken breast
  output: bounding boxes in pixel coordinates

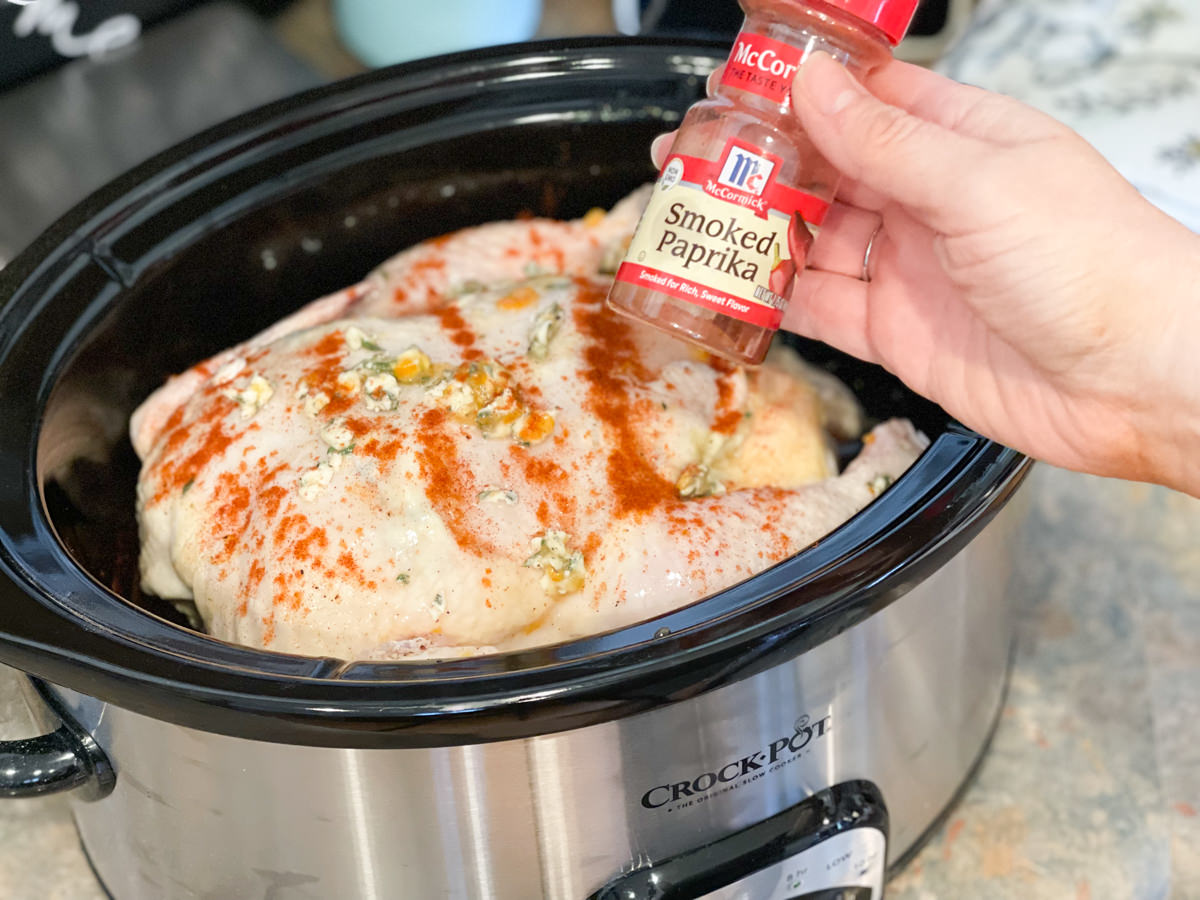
[132,196,926,660]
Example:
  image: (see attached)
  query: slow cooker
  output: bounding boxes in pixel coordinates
[0,40,1030,899]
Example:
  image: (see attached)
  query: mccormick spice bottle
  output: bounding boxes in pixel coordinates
[607,0,920,365]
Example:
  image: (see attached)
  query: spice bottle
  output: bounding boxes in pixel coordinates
[607,0,919,366]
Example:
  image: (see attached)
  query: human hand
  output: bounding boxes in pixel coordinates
[654,54,1200,495]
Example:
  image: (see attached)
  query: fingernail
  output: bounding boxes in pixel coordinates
[650,132,675,166]
[795,51,858,116]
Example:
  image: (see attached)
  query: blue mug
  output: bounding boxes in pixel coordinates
[334,0,545,67]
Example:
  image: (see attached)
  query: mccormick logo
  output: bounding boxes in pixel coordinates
[731,38,802,81]
[639,713,832,812]
[718,146,774,197]
[722,32,806,105]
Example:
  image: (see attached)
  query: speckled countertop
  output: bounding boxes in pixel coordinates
[888,467,1200,900]
[0,465,1196,899]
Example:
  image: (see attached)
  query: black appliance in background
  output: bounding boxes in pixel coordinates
[0,0,291,88]
[613,0,954,41]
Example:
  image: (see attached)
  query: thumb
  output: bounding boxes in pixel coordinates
[792,52,979,227]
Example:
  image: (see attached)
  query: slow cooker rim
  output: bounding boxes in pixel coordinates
[0,38,1032,747]
[1,439,1029,747]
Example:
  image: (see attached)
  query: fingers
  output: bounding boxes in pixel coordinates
[651,64,724,169]
[782,206,889,364]
[808,203,883,279]
[705,63,726,98]
[863,59,1063,146]
[821,177,890,213]
[655,58,1046,218]
[791,52,981,232]
[650,131,676,169]
[781,269,878,365]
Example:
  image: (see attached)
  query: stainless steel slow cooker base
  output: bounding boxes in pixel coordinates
[33,498,1020,900]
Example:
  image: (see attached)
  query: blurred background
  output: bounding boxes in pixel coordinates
[0,0,981,271]
[4,0,1197,277]
[2,0,1198,262]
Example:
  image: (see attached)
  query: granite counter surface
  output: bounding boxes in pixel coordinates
[0,465,1195,898]
[888,467,1200,900]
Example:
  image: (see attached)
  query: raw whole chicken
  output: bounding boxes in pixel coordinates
[131,190,926,660]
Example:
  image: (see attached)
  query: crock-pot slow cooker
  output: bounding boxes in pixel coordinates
[0,40,1030,900]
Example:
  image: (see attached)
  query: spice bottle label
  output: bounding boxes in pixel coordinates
[614,139,829,330]
[721,31,807,105]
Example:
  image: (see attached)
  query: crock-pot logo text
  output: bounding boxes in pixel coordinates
[640,713,831,811]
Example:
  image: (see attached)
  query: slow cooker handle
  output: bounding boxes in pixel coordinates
[0,679,114,802]
[589,780,888,899]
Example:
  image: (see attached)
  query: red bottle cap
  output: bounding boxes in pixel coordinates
[817,0,921,45]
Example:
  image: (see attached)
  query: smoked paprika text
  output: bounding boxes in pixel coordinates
[607,0,919,365]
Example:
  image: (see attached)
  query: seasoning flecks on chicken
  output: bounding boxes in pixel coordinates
[131,191,926,661]
[355,186,651,317]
